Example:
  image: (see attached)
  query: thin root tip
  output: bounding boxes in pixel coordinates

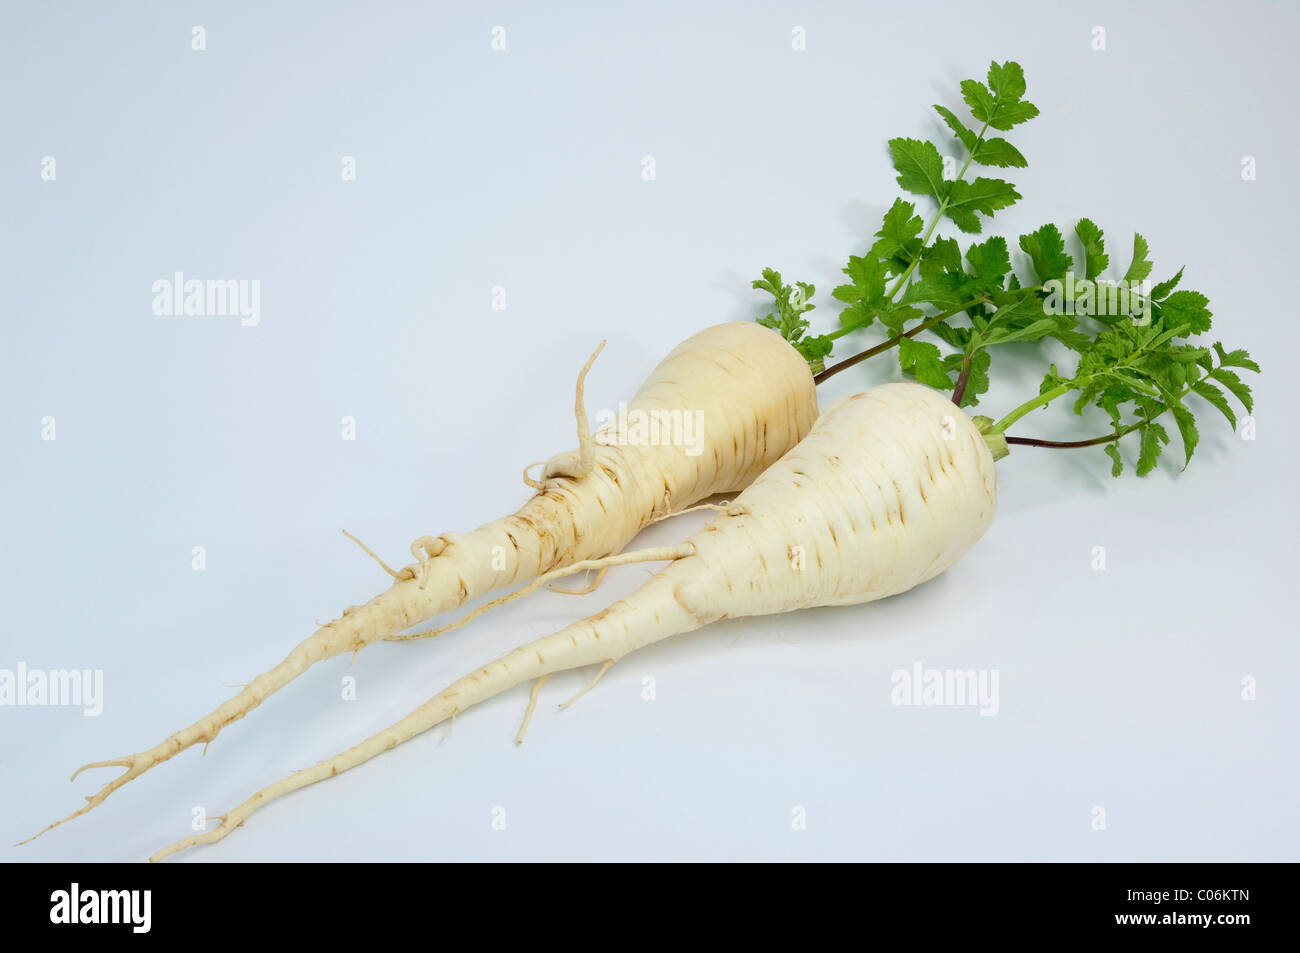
[69,758,128,783]
[15,813,75,847]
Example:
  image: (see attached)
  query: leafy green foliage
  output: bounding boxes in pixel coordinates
[752,268,831,372]
[747,59,1259,464]
[888,138,947,201]
[1019,224,1072,283]
[899,338,952,388]
[1075,219,1108,280]
[1125,234,1153,283]
[1003,302,1258,476]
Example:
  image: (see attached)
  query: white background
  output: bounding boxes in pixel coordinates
[3,1,1297,861]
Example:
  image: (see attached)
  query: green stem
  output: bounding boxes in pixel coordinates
[988,382,1073,434]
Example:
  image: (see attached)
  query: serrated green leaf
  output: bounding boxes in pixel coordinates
[985,316,1064,346]
[877,304,922,336]
[1169,404,1199,467]
[1212,343,1260,373]
[871,198,924,269]
[1208,367,1254,413]
[795,334,833,368]
[1019,223,1073,283]
[960,80,996,123]
[1151,267,1183,300]
[837,300,875,333]
[945,177,1021,233]
[934,105,977,152]
[888,138,948,200]
[899,271,975,311]
[898,337,953,388]
[1137,421,1169,475]
[918,237,963,277]
[1192,380,1236,429]
[1161,290,1213,335]
[988,61,1025,97]
[989,100,1039,130]
[877,198,923,244]
[965,236,1011,287]
[1104,443,1123,477]
[1076,219,1108,280]
[1124,233,1153,283]
[930,321,972,349]
[972,137,1027,168]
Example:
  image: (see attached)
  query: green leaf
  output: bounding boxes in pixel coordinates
[987,61,1028,101]
[945,177,1021,233]
[842,254,888,306]
[972,137,1028,168]
[1150,267,1183,300]
[888,138,948,201]
[837,300,875,332]
[1207,367,1254,413]
[899,271,975,311]
[1212,343,1260,373]
[1160,290,1213,335]
[965,236,1011,287]
[1137,421,1170,476]
[1103,443,1123,477]
[918,237,962,277]
[898,338,953,388]
[1192,380,1236,429]
[878,304,922,336]
[1019,223,1073,283]
[794,334,833,370]
[988,101,1040,130]
[960,80,997,123]
[933,105,977,152]
[984,316,1065,346]
[983,62,1039,130]
[1075,219,1108,280]
[1124,233,1153,283]
[1169,403,1199,467]
[872,199,924,268]
[751,268,818,358]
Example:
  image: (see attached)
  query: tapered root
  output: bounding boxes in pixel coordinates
[384,545,693,643]
[17,756,151,846]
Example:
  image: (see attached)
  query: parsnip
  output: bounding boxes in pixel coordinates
[26,321,817,844]
[151,382,995,861]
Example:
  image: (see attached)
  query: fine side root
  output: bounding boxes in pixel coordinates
[559,660,614,709]
[342,530,416,581]
[645,500,732,528]
[521,461,546,491]
[440,709,458,745]
[549,567,609,596]
[523,339,606,489]
[384,544,693,643]
[515,675,550,745]
[569,339,605,476]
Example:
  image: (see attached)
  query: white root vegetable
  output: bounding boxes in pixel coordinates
[151,382,996,861]
[26,322,817,844]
